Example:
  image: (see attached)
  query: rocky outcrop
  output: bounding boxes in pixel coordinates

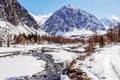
[0,0,39,29]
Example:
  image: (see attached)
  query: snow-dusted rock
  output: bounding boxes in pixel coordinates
[100,15,120,29]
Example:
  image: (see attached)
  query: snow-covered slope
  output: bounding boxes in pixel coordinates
[30,13,52,26]
[64,29,106,39]
[0,0,48,38]
[43,5,105,37]
[101,15,120,29]
[0,21,47,36]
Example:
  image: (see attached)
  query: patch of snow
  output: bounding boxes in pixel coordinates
[64,28,106,38]
[109,15,120,22]
[29,12,52,26]
[0,44,52,54]
[77,45,120,80]
[46,50,77,63]
[0,55,45,80]
[60,74,70,80]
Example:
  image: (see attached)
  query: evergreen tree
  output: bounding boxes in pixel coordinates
[99,36,105,48]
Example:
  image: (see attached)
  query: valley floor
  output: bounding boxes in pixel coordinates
[76,44,120,80]
[0,43,120,80]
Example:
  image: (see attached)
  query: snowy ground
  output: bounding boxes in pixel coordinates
[0,55,45,80]
[75,44,120,80]
[0,43,80,80]
[46,50,77,63]
[0,44,53,56]
[0,43,120,80]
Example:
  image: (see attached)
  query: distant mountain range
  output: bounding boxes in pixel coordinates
[100,15,120,29]
[39,5,120,38]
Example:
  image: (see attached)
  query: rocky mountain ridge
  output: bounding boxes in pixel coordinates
[43,5,105,36]
[0,0,39,29]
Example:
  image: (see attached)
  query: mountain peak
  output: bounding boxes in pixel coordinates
[43,5,105,36]
[108,15,120,22]
[63,5,77,10]
[100,15,120,28]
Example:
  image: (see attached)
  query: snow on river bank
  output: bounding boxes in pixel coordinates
[76,44,120,80]
[0,55,45,80]
[1,43,120,80]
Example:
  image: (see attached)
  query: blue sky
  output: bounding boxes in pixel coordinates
[18,0,120,18]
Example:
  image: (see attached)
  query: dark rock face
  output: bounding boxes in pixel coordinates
[43,5,105,35]
[0,0,39,29]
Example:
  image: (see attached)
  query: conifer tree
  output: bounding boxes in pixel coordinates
[99,36,105,48]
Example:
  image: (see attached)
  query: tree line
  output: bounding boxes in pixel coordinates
[83,23,120,55]
[12,23,120,49]
[13,33,83,45]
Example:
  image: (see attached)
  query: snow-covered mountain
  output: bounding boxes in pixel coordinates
[0,0,47,36]
[43,5,105,37]
[101,15,120,29]
[30,13,52,26]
